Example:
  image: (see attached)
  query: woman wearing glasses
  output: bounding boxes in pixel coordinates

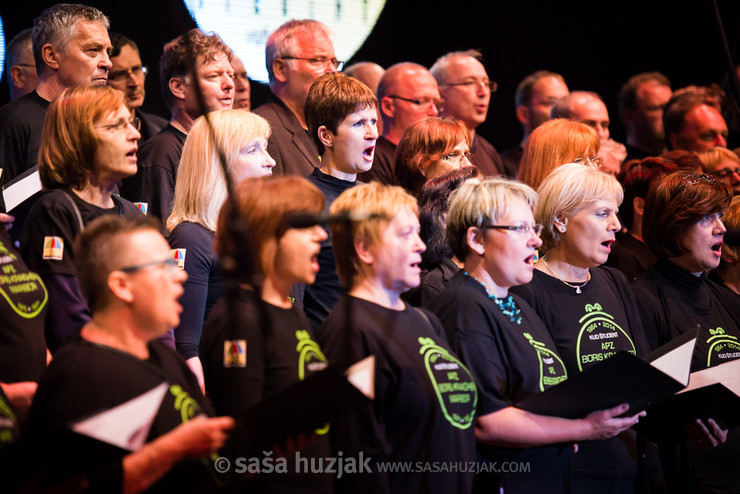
[395,117,474,196]
[697,147,740,196]
[511,164,649,493]
[21,85,142,353]
[632,172,740,493]
[432,177,641,493]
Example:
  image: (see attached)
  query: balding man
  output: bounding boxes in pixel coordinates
[254,19,339,176]
[431,50,504,176]
[5,28,38,102]
[664,92,728,153]
[551,90,611,140]
[344,61,385,93]
[359,62,439,184]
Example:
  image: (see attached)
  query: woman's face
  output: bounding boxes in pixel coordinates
[558,198,621,268]
[672,212,726,273]
[232,136,276,183]
[426,139,472,181]
[273,224,327,286]
[711,159,740,196]
[93,104,141,182]
[366,205,426,295]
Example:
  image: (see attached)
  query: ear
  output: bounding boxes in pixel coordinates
[515,105,529,126]
[169,77,187,102]
[107,271,135,304]
[466,226,485,256]
[436,93,447,114]
[380,96,395,119]
[633,196,645,216]
[9,66,25,89]
[720,252,736,265]
[554,216,568,233]
[355,236,375,265]
[272,58,288,84]
[41,43,59,71]
[317,125,334,150]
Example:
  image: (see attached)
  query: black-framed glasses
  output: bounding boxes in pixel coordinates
[675,174,717,192]
[108,65,148,82]
[440,150,474,163]
[95,117,141,134]
[388,95,439,111]
[280,56,344,71]
[441,79,498,93]
[119,258,179,276]
[485,223,543,236]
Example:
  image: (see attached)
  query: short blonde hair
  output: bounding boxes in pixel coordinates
[167,110,271,232]
[697,147,740,174]
[330,182,418,288]
[719,196,740,277]
[536,163,623,252]
[518,119,600,190]
[447,177,538,260]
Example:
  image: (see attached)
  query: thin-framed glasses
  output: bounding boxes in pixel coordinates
[95,117,141,133]
[118,258,179,276]
[280,56,344,71]
[108,66,148,82]
[572,155,603,167]
[440,150,474,164]
[387,95,439,111]
[441,79,498,93]
[484,223,543,236]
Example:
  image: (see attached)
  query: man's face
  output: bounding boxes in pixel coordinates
[384,69,440,138]
[671,104,728,152]
[438,56,491,130]
[632,81,672,140]
[107,44,146,110]
[281,32,337,105]
[231,56,251,110]
[55,20,112,87]
[570,94,610,140]
[526,76,569,130]
[183,52,235,114]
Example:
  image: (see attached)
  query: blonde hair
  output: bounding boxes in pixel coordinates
[447,177,538,260]
[536,163,623,252]
[697,147,740,174]
[330,182,418,288]
[518,119,600,190]
[719,196,740,277]
[167,110,271,232]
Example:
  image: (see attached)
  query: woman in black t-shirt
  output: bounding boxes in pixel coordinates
[20,86,142,353]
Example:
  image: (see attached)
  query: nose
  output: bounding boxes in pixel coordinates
[731,171,740,184]
[315,224,328,242]
[263,149,276,167]
[223,74,235,90]
[427,103,439,117]
[715,216,727,234]
[530,229,543,248]
[127,123,141,141]
[366,122,379,139]
[101,52,112,71]
[597,125,609,140]
[608,213,621,232]
[415,232,427,253]
[714,134,727,148]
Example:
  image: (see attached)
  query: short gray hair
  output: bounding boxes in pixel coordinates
[430,49,483,85]
[264,19,331,84]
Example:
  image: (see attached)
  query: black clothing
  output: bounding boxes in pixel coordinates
[432,272,571,492]
[0,91,49,190]
[624,144,652,164]
[201,289,333,493]
[29,339,218,493]
[357,136,398,185]
[119,124,187,221]
[169,222,222,360]
[137,110,168,144]
[0,227,47,383]
[318,295,477,494]
[605,232,657,281]
[404,257,460,308]
[21,189,142,352]
[471,134,504,177]
[512,267,650,491]
[499,144,523,178]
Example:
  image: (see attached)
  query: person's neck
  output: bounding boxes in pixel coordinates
[538,249,590,282]
[320,155,357,182]
[463,257,507,298]
[170,107,197,135]
[723,268,740,296]
[261,273,293,309]
[35,77,64,102]
[626,132,665,156]
[630,215,643,242]
[383,128,402,146]
[274,90,307,129]
[81,312,150,360]
[72,179,116,208]
[350,277,404,311]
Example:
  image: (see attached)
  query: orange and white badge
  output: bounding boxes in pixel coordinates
[170,248,186,269]
[42,236,64,260]
[224,340,246,368]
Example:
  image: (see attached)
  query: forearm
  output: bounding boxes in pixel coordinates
[121,436,183,494]
[475,407,591,447]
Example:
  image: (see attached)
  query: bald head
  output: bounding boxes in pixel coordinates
[344,61,384,93]
[552,90,610,140]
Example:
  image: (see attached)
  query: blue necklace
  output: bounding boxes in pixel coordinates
[465,272,522,325]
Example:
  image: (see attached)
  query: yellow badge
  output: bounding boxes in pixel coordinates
[42,236,64,260]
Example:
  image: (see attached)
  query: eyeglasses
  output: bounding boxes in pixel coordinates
[440,150,474,164]
[484,223,543,236]
[572,155,603,167]
[16,63,36,68]
[712,167,740,179]
[441,79,498,93]
[675,174,717,192]
[281,56,344,71]
[108,65,148,82]
[387,95,440,111]
[119,258,179,276]
[95,117,141,134]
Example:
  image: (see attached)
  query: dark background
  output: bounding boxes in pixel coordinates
[2,0,739,152]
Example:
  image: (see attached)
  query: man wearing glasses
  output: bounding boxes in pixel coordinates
[359,62,440,185]
[255,19,340,177]
[431,50,505,177]
[5,28,38,102]
[107,33,167,144]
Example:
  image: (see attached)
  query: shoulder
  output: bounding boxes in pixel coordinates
[113,195,145,218]
[138,127,185,164]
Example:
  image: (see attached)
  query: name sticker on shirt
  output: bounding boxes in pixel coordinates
[133,202,149,215]
[223,339,246,367]
[42,236,64,260]
[170,249,186,269]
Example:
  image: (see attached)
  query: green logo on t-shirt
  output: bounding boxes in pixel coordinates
[295,330,329,435]
[705,327,740,368]
[523,333,568,391]
[418,337,477,430]
[0,240,47,319]
[576,303,636,372]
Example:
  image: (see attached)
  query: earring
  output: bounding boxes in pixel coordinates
[557,225,566,233]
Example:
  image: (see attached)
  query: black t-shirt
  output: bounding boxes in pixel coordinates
[470,134,504,177]
[303,168,357,332]
[169,222,222,360]
[357,136,398,185]
[604,231,657,282]
[119,124,187,221]
[0,228,47,383]
[29,339,219,493]
[318,295,477,494]
[201,289,333,493]
[511,266,650,483]
[403,257,460,309]
[432,272,570,492]
[0,91,49,190]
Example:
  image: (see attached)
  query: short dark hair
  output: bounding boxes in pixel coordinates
[643,171,731,258]
[109,32,138,58]
[617,157,676,231]
[5,28,33,87]
[515,70,565,108]
[663,92,709,149]
[305,72,378,154]
[617,72,671,119]
[75,215,160,313]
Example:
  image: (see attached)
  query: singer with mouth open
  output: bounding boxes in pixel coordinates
[632,172,740,493]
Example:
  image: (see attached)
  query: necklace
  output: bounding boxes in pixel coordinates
[541,259,590,294]
[465,272,522,324]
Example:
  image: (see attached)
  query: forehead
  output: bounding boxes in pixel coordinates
[293,31,334,55]
[231,57,246,73]
[111,44,141,68]
[452,139,470,151]
[636,81,671,104]
[447,56,487,79]
[572,95,608,119]
[198,52,232,70]
[128,229,170,260]
[686,104,727,130]
[498,196,534,220]
[70,20,110,44]
[97,104,130,123]
[386,205,418,230]
[531,76,569,100]
[396,69,438,93]
[341,105,378,123]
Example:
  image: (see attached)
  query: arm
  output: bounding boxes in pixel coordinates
[42,273,91,353]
